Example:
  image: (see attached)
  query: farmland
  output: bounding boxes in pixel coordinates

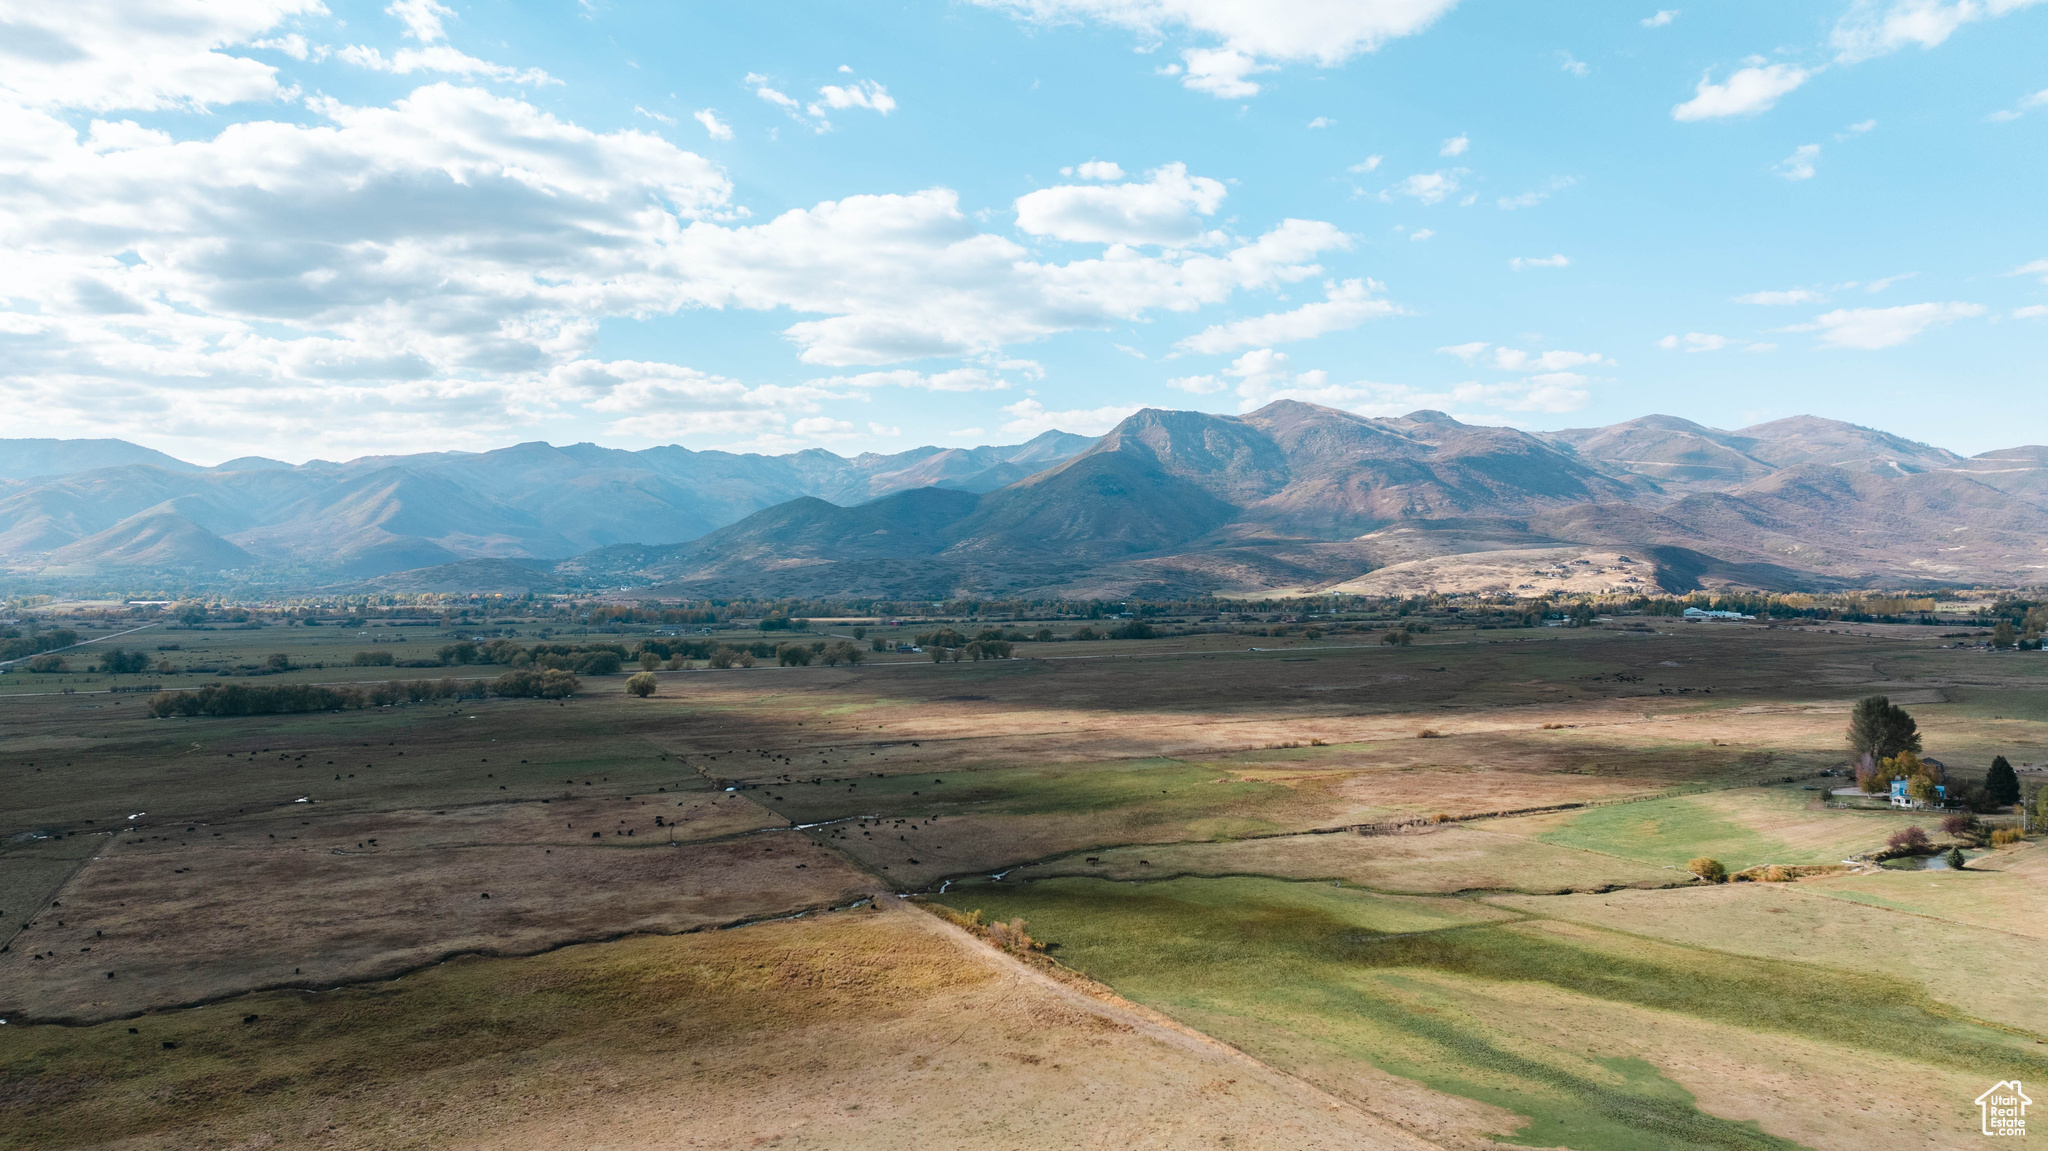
[2,606,2044,1148]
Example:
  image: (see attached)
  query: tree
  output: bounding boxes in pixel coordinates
[625,672,657,697]
[638,652,661,672]
[1568,602,1597,628]
[1946,846,1967,870]
[265,653,291,672]
[1381,630,1412,646]
[1847,695,1920,760]
[1986,755,2021,807]
[777,645,812,667]
[1887,825,1931,854]
[1993,620,2017,649]
[1687,857,1726,883]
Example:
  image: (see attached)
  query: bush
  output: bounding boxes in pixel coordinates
[1073,626,1098,641]
[489,669,580,698]
[99,649,150,674]
[638,652,661,672]
[576,650,623,675]
[1687,857,1727,883]
[1380,630,1412,646]
[1946,846,1967,870]
[625,671,657,697]
[1941,812,1981,839]
[27,653,67,672]
[1108,620,1155,640]
[1886,825,1931,854]
[438,641,480,665]
[964,639,1011,660]
[148,682,366,717]
[1991,826,2024,846]
[352,650,396,666]
[778,645,813,667]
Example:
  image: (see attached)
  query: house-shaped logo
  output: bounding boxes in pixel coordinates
[1977,1080,2030,1137]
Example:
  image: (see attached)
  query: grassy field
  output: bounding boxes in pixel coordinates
[5,610,2046,1147]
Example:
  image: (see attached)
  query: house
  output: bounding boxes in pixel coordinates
[1682,607,1754,621]
[1976,1081,2030,1137]
[1889,778,1948,809]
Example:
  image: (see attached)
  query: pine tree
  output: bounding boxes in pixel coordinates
[1986,755,2021,807]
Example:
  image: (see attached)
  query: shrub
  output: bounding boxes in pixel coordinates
[489,669,580,699]
[638,652,661,672]
[984,916,1045,956]
[438,641,480,665]
[964,639,1012,660]
[1034,627,1053,642]
[27,653,67,672]
[1109,621,1155,640]
[1946,846,1967,870]
[576,650,623,675]
[1417,728,1444,739]
[625,672,657,697]
[1687,857,1727,883]
[1886,825,1931,853]
[148,682,366,717]
[1991,826,2024,846]
[352,650,396,666]
[99,649,150,674]
[1073,626,1098,641]
[778,645,813,667]
[1380,630,1412,646]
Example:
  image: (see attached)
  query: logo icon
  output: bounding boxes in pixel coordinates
[1977,1080,2031,1137]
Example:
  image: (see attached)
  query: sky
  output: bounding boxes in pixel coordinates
[1,0,2044,465]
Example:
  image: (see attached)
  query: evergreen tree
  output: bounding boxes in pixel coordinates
[1986,755,2021,807]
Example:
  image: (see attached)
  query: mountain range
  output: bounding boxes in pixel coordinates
[6,406,2047,597]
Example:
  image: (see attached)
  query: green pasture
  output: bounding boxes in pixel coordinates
[931,874,2048,1150]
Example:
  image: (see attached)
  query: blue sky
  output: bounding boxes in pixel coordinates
[2,0,2043,463]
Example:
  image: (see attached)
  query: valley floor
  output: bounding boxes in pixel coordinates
[3,619,2044,1148]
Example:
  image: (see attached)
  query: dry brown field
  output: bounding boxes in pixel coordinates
[4,617,2046,1147]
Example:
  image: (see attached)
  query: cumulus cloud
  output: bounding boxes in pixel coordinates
[1784,302,1987,348]
[339,43,556,85]
[1989,88,2048,120]
[1439,134,1469,156]
[1307,116,1334,129]
[1672,64,1813,121]
[1736,288,1826,305]
[1510,254,1570,270]
[1642,9,1680,26]
[999,397,1141,436]
[809,78,896,117]
[0,0,322,113]
[1774,143,1821,180]
[694,109,735,139]
[1559,51,1590,76]
[974,0,1461,97]
[1410,228,1434,241]
[1225,347,1592,416]
[2015,305,2048,319]
[1014,161,1228,245]
[1349,155,1383,173]
[1656,332,1733,352]
[1164,373,1230,394]
[2008,258,2048,283]
[1175,279,1400,354]
[1384,170,1461,204]
[1832,0,2048,62]
[1497,177,1575,210]
[1062,160,1125,180]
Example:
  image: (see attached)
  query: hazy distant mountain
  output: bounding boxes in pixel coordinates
[542,403,2048,598]
[0,431,1094,577]
[0,438,201,481]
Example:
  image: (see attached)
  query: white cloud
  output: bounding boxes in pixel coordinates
[1438,343,1608,377]
[999,397,1140,436]
[974,0,1461,97]
[803,368,1013,392]
[389,0,453,41]
[1307,116,1334,129]
[339,44,557,85]
[793,416,859,440]
[1672,64,1813,121]
[810,78,896,117]
[1165,373,1229,394]
[1437,341,1490,363]
[1497,176,1575,210]
[1657,332,1733,352]
[1071,160,1125,180]
[1510,254,1570,270]
[694,108,735,140]
[1832,0,2048,62]
[1865,271,1917,292]
[1014,161,1228,245]
[2008,258,2048,283]
[2015,305,2048,319]
[949,426,987,438]
[1774,143,1820,180]
[1785,301,1988,348]
[0,0,322,113]
[1385,170,1461,204]
[1735,288,1826,305]
[1225,350,1593,416]
[752,80,800,109]
[868,422,902,436]
[1410,228,1434,241]
[1642,9,1680,27]
[635,105,677,126]
[564,359,844,442]
[1840,118,1878,136]
[1989,88,2048,120]
[1439,134,1469,156]
[1560,52,1589,76]
[1175,279,1400,354]
[1349,155,1383,173]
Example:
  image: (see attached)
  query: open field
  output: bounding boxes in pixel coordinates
[5,611,2047,1147]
